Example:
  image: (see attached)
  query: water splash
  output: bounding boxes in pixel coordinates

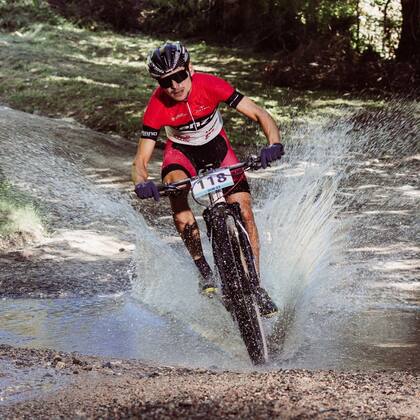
[0,106,248,366]
[0,101,418,370]
[254,102,419,367]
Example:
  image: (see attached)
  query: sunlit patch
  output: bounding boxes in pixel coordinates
[395,185,420,198]
[374,343,417,348]
[361,210,410,215]
[387,282,420,291]
[41,230,133,260]
[348,244,419,254]
[372,260,420,272]
[194,65,218,73]
[45,75,120,88]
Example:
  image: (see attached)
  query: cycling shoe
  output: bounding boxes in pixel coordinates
[199,275,218,298]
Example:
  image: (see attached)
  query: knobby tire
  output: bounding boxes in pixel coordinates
[213,214,268,365]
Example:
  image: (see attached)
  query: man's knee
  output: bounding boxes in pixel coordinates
[173,210,195,229]
[228,192,255,224]
[240,204,255,225]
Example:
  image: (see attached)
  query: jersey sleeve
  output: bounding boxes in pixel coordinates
[141,93,162,141]
[206,74,244,109]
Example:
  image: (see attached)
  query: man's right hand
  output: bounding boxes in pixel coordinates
[134,180,160,201]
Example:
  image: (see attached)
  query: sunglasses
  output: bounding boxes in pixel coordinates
[158,69,189,88]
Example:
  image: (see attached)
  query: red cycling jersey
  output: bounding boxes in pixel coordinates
[141,72,243,146]
[141,72,249,193]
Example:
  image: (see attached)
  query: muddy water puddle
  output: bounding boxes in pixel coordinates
[0,294,235,369]
[0,290,418,370]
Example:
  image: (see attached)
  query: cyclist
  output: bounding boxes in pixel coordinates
[132,41,284,317]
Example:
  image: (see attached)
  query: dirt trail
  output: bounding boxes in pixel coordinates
[0,106,164,298]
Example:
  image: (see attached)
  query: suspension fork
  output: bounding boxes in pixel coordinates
[203,202,232,303]
[228,202,260,290]
[203,202,226,242]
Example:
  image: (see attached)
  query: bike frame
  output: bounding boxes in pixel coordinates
[159,158,261,303]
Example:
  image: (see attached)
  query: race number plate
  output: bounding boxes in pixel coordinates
[191,168,234,198]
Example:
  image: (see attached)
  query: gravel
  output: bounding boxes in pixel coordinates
[1,345,418,419]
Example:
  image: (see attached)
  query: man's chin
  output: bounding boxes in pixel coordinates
[171,91,187,101]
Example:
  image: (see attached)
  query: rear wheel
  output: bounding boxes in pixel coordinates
[213,213,268,365]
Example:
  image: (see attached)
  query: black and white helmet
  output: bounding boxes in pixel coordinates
[147,41,190,78]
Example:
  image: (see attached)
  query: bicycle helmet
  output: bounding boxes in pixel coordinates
[147,41,190,78]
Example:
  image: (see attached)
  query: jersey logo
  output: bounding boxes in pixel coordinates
[171,113,188,121]
[172,110,217,132]
[165,110,223,146]
[196,104,211,113]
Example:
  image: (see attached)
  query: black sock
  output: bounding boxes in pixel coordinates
[194,256,212,280]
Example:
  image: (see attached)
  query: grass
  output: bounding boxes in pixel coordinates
[0,181,44,241]
[0,1,386,147]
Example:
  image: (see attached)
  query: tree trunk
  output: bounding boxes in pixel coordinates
[382,0,391,54]
[356,0,360,52]
[396,0,420,62]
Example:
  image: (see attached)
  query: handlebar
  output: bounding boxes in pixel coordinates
[157,154,262,195]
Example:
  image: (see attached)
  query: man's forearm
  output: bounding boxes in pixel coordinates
[131,159,148,184]
[257,110,281,145]
[236,96,281,145]
[132,138,156,184]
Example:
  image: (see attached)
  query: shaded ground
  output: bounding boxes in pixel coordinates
[1,345,418,419]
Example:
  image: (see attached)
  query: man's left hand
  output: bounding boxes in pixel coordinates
[260,143,284,169]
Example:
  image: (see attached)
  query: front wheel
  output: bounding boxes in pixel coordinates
[212,212,268,365]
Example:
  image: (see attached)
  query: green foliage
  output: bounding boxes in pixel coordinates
[140,0,405,62]
[354,0,403,58]
[140,0,358,51]
[2,0,405,61]
[0,181,44,238]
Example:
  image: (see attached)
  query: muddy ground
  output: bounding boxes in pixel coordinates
[1,345,419,419]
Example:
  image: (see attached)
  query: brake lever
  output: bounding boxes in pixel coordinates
[161,184,188,197]
[246,154,262,170]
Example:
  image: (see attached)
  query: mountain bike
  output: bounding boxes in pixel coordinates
[156,155,268,365]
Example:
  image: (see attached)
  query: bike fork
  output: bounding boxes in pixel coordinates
[203,202,260,301]
[227,202,260,290]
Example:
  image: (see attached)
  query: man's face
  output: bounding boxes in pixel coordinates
[158,67,192,102]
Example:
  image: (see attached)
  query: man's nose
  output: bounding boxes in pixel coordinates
[171,80,180,89]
